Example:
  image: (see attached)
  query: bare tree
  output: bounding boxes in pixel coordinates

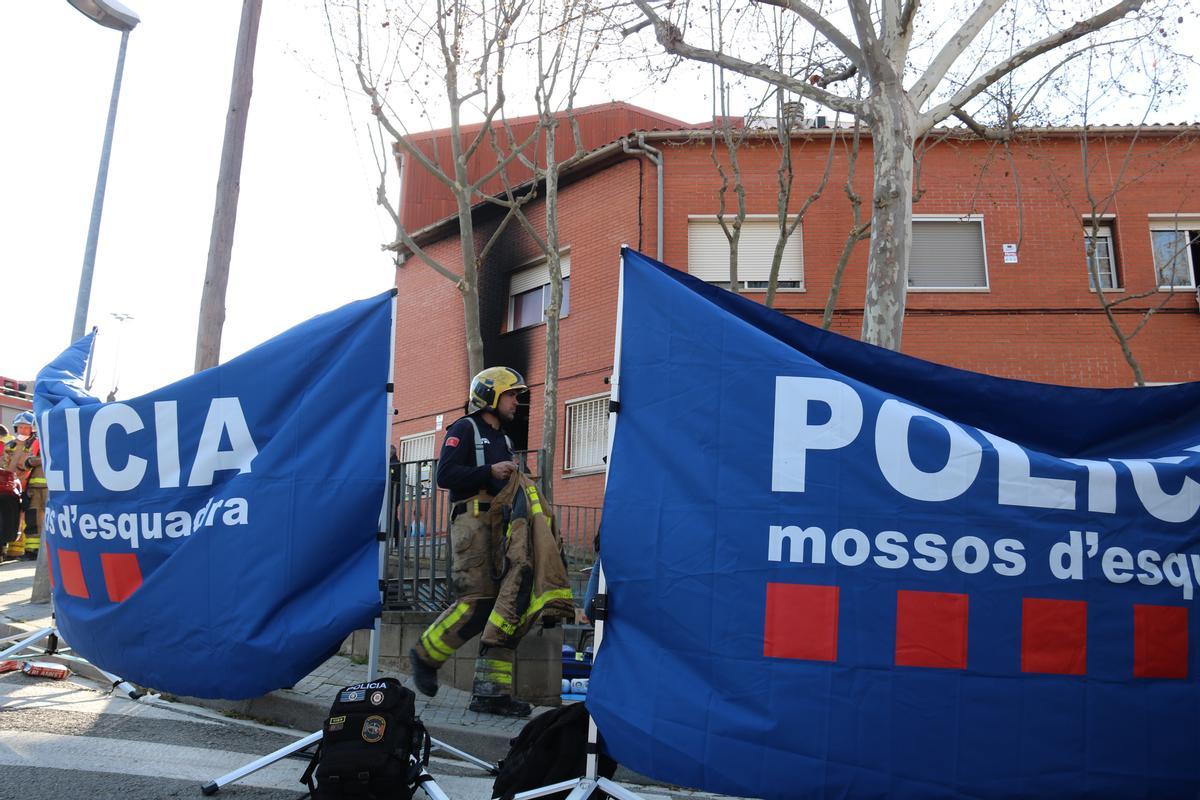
[1052,116,1195,384]
[488,0,602,500]
[327,0,540,377]
[631,0,1184,350]
[710,71,752,294]
[823,110,872,328]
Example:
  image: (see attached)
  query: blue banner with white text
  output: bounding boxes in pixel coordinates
[588,249,1200,799]
[33,292,393,699]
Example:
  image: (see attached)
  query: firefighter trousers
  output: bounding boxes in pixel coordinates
[413,511,519,697]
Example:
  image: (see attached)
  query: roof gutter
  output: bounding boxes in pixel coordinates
[622,133,663,260]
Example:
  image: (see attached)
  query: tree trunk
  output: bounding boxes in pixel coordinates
[195,0,263,373]
[541,121,562,503]
[454,181,485,378]
[861,85,916,350]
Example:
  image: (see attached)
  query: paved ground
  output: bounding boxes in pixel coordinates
[0,559,529,761]
[1,672,713,800]
[0,559,690,792]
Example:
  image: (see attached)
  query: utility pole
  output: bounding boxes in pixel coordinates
[194,0,263,372]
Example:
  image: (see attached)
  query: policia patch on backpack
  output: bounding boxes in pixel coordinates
[302,677,431,799]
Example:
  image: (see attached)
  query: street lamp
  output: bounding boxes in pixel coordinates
[68,0,140,343]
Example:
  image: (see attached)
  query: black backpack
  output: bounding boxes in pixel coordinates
[492,702,618,800]
[302,677,431,799]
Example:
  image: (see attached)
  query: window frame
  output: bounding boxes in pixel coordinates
[1082,222,1120,292]
[563,392,610,477]
[1147,216,1200,291]
[686,214,806,293]
[906,214,990,293]
[506,252,571,332]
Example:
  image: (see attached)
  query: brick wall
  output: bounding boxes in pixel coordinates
[396,130,1200,507]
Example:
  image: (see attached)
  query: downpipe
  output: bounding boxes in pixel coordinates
[622,134,663,261]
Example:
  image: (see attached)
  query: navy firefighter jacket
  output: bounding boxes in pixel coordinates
[435,412,514,502]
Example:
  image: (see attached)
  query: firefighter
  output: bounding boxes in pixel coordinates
[409,366,533,717]
[3,412,44,559]
[0,423,17,561]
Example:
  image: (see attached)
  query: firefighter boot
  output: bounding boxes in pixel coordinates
[468,694,532,717]
[5,531,23,560]
[409,647,439,697]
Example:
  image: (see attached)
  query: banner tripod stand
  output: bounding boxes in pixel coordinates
[0,624,144,700]
[203,332,495,796]
[199,526,495,796]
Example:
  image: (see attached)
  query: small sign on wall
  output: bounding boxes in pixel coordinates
[435,414,444,431]
[1002,243,1018,264]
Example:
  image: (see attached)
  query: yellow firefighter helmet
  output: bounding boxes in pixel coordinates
[469,367,527,413]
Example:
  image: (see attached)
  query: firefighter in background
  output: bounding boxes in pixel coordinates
[409,367,533,717]
[2,412,44,559]
[0,423,18,561]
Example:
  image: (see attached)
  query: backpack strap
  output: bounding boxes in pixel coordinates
[299,739,322,796]
[463,417,486,468]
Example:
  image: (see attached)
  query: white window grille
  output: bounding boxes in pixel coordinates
[908,217,988,290]
[687,218,804,291]
[1083,225,1119,290]
[399,432,436,462]
[565,395,609,474]
[398,431,436,501]
[508,254,571,331]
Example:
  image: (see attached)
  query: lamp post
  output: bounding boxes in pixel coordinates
[68,0,140,344]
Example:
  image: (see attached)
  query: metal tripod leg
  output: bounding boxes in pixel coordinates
[200,729,322,796]
[0,626,143,699]
[0,626,54,660]
[431,736,498,774]
[512,777,648,800]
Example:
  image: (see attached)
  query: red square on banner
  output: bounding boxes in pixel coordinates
[1134,605,1188,679]
[895,590,968,669]
[1022,598,1087,675]
[763,583,839,661]
[101,553,143,603]
[57,550,89,599]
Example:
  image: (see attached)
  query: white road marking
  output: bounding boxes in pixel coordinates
[0,677,218,724]
[0,730,303,790]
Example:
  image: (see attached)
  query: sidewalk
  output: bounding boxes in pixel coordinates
[0,559,551,765]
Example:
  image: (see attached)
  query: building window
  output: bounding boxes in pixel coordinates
[1083,224,1119,290]
[1149,221,1199,290]
[399,431,435,462]
[565,394,609,474]
[508,255,570,331]
[397,431,436,500]
[908,218,988,290]
[687,218,804,291]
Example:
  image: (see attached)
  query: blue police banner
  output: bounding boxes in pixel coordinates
[33,291,394,699]
[589,249,1200,799]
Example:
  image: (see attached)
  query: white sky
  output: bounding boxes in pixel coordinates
[1,2,1196,400]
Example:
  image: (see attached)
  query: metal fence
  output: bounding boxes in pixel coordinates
[384,454,600,612]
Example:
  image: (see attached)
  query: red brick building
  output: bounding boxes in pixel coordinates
[391,105,1200,512]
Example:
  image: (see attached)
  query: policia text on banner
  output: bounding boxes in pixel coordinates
[773,376,1200,522]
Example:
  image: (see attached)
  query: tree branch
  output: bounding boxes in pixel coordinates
[845,0,886,82]
[631,0,864,116]
[954,108,1011,141]
[911,0,1006,106]
[919,0,1147,131]
[755,0,868,74]
[385,225,463,284]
